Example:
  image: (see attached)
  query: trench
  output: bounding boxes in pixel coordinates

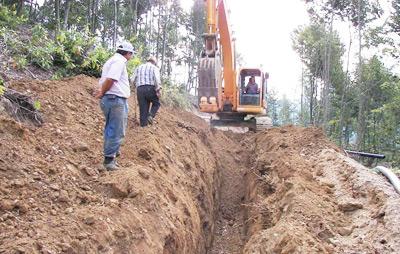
[206,133,253,254]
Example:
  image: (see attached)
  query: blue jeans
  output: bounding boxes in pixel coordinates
[100,94,128,158]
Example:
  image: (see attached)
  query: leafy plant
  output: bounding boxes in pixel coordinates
[161,79,192,109]
[0,78,4,96]
[13,55,28,70]
[0,6,27,28]
[27,25,55,70]
[81,45,113,77]
[33,100,41,110]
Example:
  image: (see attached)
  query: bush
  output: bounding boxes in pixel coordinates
[0,6,27,28]
[161,79,192,109]
[13,55,28,70]
[81,45,113,77]
[27,25,56,70]
[54,28,96,71]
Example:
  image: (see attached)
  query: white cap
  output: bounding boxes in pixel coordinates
[117,41,134,53]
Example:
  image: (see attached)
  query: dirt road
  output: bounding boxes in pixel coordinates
[1,76,400,253]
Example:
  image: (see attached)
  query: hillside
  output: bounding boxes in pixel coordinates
[0,76,400,253]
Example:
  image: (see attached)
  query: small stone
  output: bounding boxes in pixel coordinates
[337,226,353,236]
[49,184,60,191]
[77,233,87,240]
[113,230,126,238]
[14,201,29,214]
[128,190,140,198]
[83,216,95,225]
[81,166,98,176]
[14,179,26,187]
[0,199,15,212]
[138,169,150,180]
[58,190,70,203]
[73,142,89,152]
[65,207,74,214]
[109,198,119,204]
[339,202,363,212]
[51,210,57,216]
[138,149,152,160]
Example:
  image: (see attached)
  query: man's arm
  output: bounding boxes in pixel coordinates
[130,69,137,87]
[154,67,162,91]
[94,78,115,99]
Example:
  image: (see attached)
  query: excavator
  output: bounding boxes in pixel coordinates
[198,0,272,131]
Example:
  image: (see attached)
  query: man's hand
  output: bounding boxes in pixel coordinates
[93,88,104,99]
[156,89,162,98]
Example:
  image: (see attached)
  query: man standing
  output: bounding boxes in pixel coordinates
[131,56,162,127]
[94,42,134,170]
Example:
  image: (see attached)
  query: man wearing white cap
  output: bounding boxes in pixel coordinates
[131,56,162,127]
[94,41,134,171]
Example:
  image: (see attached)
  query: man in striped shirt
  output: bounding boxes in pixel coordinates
[131,56,162,127]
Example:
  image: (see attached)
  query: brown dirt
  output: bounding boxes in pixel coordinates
[1,76,400,254]
[243,126,400,253]
[0,75,233,253]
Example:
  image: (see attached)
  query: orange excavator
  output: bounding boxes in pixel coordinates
[198,0,271,131]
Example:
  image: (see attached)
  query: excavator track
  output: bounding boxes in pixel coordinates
[255,116,273,131]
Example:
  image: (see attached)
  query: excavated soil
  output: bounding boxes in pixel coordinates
[1,76,400,254]
[243,127,400,253]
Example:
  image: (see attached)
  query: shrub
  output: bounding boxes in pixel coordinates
[81,45,113,77]
[161,79,192,109]
[28,25,55,70]
[0,6,27,28]
[13,55,28,70]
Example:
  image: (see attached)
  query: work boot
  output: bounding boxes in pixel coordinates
[103,157,118,171]
[147,116,154,125]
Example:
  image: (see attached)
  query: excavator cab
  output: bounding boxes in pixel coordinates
[237,69,267,115]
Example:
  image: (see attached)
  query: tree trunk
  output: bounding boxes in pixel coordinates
[338,24,353,147]
[17,0,24,16]
[90,0,99,34]
[156,3,162,59]
[356,0,366,151]
[55,0,60,36]
[310,77,315,125]
[322,13,334,131]
[63,0,71,30]
[113,0,118,48]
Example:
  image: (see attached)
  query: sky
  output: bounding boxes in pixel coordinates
[181,0,310,101]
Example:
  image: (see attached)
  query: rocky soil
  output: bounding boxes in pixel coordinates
[1,76,400,254]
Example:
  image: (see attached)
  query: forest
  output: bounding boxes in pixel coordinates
[0,0,399,167]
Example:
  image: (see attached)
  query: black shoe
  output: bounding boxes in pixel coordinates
[147,116,154,125]
[103,157,118,171]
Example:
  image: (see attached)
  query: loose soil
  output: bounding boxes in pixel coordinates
[1,76,400,254]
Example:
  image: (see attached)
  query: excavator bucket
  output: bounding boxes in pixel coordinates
[198,58,218,104]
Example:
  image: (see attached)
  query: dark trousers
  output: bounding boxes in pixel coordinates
[137,85,161,127]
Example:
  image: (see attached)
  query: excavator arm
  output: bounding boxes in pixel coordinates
[199,0,236,112]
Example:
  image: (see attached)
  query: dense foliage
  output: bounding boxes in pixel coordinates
[289,0,400,167]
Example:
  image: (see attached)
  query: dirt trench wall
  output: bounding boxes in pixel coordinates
[0,76,227,253]
[243,126,400,253]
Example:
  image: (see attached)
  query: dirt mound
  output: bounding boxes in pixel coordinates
[1,76,400,253]
[244,126,400,253]
[0,75,237,253]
